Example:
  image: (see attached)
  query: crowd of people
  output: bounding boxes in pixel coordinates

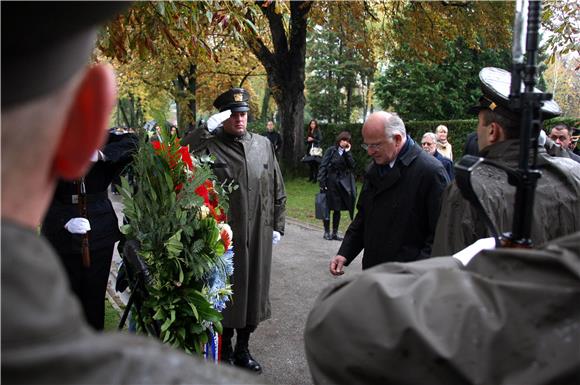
[2,2,580,385]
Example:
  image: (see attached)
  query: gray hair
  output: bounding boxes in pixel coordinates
[436,125,448,134]
[384,113,406,138]
[422,132,437,142]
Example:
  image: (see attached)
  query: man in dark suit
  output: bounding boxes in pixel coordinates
[329,111,449,275]
[421,132,454,181]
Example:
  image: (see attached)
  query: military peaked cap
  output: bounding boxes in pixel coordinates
[469,67,561,121]
[1,2,128,107]
[213,88,250,112]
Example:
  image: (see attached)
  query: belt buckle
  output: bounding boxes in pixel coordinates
[71,194,79,204]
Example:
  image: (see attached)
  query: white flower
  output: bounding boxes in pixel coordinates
[198,205,210,220]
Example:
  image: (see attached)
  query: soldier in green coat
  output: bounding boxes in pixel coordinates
[187,88,287,374]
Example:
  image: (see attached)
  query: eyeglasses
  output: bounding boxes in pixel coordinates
[361,142,384,151]
[550,135,569,142]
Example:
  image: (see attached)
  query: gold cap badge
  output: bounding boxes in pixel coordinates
[233,93,243,102]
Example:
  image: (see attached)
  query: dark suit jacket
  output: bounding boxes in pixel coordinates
[338,139,449,269]
[42,133,137,253]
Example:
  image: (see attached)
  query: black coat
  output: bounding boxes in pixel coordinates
[42,133,138,254]
[262,131,282,154]
[302,128,323,164]
[338,139,449,269]
[434,150,454,181]
[317,146,356,218]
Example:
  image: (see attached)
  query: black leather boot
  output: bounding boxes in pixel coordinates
[233,327,262,374]
[221,341,235,365]
[220,328,235,365]
[331,212,342,240]
[233,346,262,374]
[323,220,332,240]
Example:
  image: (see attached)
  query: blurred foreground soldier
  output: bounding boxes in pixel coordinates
[41,130,137,330]
[188,88,287,374]
[305,231,580,384]
[433,67,580,256]
[1,3,262,384]
[329,111,448,276]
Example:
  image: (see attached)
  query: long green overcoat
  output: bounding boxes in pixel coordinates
[189,128,286,328]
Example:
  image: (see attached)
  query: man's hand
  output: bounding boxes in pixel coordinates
[64,218,91,234]
[330,255,347,276]
[207,110,232,132]
[272,231,281,245]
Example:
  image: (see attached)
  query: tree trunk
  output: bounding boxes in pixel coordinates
[261,86,271,121]
[245,1,313,171]
[346,84,353,122]
[174,63,197,131]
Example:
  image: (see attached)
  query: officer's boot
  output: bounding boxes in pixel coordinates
[220,327,235,365]
[323,219,332,240]
[233,326,262,374]
[331,211,343,240]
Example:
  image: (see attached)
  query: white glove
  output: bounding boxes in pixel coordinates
[538,130,547,147]
[272,231,281,245]
[207,110,232,132]
[452,237,495,266]
[64,217,91,234]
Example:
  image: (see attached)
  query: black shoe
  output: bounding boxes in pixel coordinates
[323,232,332,240]
[221,343,235,365]
[332,233,343,241]
[233,348,262,374]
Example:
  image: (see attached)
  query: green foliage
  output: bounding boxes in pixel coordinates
[375,38,512,121]
[120,132,232,355]
[305,19,372,123]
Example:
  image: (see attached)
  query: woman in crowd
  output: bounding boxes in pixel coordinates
[436,124,453,160]
[317,131,356,241]
[169,124,180,139]
[305,119,323,182]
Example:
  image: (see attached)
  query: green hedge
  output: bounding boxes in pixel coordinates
[316,116,577,178]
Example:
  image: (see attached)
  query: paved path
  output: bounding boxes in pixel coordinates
[106,192,362,385]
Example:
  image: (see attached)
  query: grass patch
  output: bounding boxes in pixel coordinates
[284,177,361,234]
[104,298,122,331]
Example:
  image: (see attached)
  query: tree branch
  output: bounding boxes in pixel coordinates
[257,0,290,57]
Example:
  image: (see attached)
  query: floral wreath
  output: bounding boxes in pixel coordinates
[119,130,236,355]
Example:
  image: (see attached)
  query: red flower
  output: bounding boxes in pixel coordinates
[220,227,231,250]
[179,146,194,170]
[195,183,210,206]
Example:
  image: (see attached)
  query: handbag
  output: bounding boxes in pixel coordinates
[309,146,323,157]
[315,192,330,220]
